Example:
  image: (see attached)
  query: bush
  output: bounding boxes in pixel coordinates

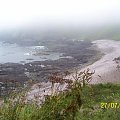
[0,69,94,120]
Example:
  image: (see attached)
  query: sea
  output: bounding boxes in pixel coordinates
[0,41,63,63]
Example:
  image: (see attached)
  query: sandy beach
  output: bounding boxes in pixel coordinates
[79,40,120,84]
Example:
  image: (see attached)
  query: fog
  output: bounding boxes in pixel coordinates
[0,0,120,31]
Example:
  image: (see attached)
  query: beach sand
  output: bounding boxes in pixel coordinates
[76,40,120,84]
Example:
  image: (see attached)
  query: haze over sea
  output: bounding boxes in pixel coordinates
[0,41,63,63]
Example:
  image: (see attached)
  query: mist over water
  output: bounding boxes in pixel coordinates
[0,41,64,63]
[0,0,120,63]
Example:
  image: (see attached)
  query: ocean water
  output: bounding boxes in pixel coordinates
[0,42,63,63]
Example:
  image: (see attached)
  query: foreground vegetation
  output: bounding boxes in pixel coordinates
[0,70,120,120]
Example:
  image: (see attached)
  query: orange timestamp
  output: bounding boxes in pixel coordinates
[101,102,120,109]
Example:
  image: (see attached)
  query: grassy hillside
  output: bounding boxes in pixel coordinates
[76,83,120,120]
[0,70,120,120]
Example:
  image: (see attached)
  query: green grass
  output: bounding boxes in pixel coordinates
[0,80,82,120]
[1,83,120,120]
[1,70,120,120]
[76,83,120,120]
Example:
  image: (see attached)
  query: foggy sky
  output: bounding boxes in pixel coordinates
[0,0,120,30]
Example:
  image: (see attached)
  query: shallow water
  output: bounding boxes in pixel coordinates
[0,41,63,63]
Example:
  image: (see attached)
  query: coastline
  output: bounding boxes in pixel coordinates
[75,40,120,84]
[0,40,99,99]
[2,39,120,102]
[26,40,107,101]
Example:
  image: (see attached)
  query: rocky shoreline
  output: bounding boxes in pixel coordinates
[0,40,101,96]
